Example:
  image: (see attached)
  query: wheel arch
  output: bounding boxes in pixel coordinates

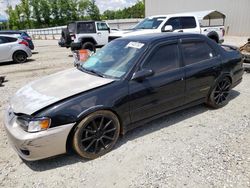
[206,73,233,101]
[65,107,124,153]
[79,37,97,45]
[12,50,28,60]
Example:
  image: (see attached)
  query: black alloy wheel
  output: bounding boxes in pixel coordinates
[73,110,120,159]
[13,51,27,63]
[208,77,232,108]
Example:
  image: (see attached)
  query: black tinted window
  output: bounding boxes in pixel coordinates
[0,37,7,44]
[165,18,181,30]
[181,41,215,65]
[143,44,179,73]
[0,37,16,44]
[6,37,17,42]
[77,22,96,33]
[181,17,196,29]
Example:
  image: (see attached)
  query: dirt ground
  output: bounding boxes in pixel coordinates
[0,39,250,188]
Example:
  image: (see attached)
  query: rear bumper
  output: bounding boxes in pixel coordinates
[232,68,244,88]
[4,108,75,161]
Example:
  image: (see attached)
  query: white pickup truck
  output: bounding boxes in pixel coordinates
[109,10,226,44]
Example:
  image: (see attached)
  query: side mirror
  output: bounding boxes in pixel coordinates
[162,25,173,32]
[71,42,82,51]
[132,69,154,81]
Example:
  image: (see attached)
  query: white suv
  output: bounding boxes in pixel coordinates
[59,21,110,52]
[0,35,32,64]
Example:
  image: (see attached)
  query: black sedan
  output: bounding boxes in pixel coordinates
[4,33,243,161]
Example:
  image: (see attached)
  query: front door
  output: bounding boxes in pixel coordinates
[96,22,110,45]
[129,41,185,123]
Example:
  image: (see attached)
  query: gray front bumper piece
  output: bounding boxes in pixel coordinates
[4,107,75,161]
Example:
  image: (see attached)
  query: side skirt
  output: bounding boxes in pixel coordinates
[122,98,205,135]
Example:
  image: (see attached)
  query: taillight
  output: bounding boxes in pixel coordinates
[222,28,225,36]
[19,40,29,47]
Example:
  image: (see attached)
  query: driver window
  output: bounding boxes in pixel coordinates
[143,43,179,74]
[165,17,181,30]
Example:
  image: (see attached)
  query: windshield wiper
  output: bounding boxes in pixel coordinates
[88,69,106,78]
[79,66,105,78]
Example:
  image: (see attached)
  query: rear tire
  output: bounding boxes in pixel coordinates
[207,77,232,109]
[73,110,120,159]
[13,51,27,63]
[82,42,96,52]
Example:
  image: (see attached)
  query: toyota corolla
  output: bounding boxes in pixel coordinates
[4,33,243,161]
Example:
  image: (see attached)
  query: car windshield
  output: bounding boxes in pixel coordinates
[133,17,166,29]
[80,40,147,79]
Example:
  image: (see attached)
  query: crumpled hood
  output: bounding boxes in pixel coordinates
[10,68,114,115]
[110,29,160,38]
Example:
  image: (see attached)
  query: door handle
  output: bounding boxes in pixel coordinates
[178,30,184,32]
[97,32,101,35]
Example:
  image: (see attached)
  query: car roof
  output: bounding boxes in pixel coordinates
[0,34,19,38]
[119,33,207,44]
[0,30,23,34]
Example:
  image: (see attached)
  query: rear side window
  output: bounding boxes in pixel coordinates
[181,17,196,29]
[0,37,7,44]
[6,37,17,42]
[97,23,109,31]
[143,44,179,73]
[77,22,96,33]
[0,37,17,44]
[181,41,216,65]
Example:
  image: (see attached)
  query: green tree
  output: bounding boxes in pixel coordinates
[30,0,42,28]
[40,0,51,26]
[87,0,101,20]
[20,0,32,28]
[50,0,60,26]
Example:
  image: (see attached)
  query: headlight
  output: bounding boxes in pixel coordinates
[17,117,51,133]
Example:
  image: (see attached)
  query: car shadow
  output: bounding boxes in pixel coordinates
[0,59,35,67]
[24,90,241,171]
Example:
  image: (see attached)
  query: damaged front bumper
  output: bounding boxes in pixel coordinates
[4,107,75,161]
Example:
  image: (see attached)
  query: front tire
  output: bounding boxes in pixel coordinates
[207,77,232,108]
[73,110,120,159]
[13,51,27,63]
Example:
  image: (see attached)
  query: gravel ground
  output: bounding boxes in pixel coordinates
[0,39,250,188]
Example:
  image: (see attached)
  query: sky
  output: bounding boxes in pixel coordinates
[0,0,139,17]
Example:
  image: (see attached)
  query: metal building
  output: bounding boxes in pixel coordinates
[145,0,250,36]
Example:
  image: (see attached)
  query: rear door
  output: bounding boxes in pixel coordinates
[129,41,185,123]
[180,39,221,104]
[96,22,110,45]
[0,37,14,62]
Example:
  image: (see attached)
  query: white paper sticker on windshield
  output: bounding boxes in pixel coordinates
[126,42,145,49]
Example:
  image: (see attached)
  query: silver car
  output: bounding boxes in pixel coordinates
[0,35,32,64]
